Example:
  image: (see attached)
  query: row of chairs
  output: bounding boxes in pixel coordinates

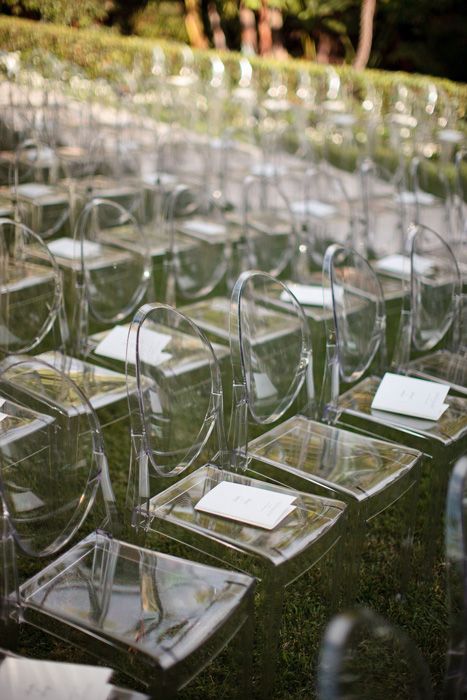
[0,65,465,697]
[0,217,466,697]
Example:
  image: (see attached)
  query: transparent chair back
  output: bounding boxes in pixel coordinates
[322,244,387,417]
[257,69,296,175]
[317,608,433,700]
[229,271,311,467]
[157,131,211,193]
[393,224,463,372]
[72,198,151,354]
[444,456,467,700]
[358,158,410,257]
[0,355,105,564]
[127,302,226,514]
[164,184,230,305]
[241,172,298,278]
[292,166,354,271]
[411,156,453,242]
[454,149,466,254]
[0,218,66,355]
[165,47,200,132]
[9,139,70,240]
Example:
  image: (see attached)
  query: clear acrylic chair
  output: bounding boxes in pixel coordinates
[288,166,354,273]
[356,158,412,259]
[229,271,423,597]
[321,243,467,557]
[412,156,454,243]
[5,139,71,240]
[0,207,149,494]
[392,224,466,397]
[0,355,255,699]
[50,197,152,365]
[126,301,348,696]
[163,184,233,309]
[0,218,67,357]
[444,455,467,700]
[239,170,299,279]
[317,607,434,700]
[180,172,298,348]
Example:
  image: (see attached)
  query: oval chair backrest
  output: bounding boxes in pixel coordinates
[0,355,104,559]
[229,270,312,467]
[11,140,70,240]
[164,184,230,304]
[74,198,151,327]
[359,159,409,257]
[0,218,63,356]
[409,224,462,352]
[241,172,298,279]
[127,302,225,481]
[323,244,386,385]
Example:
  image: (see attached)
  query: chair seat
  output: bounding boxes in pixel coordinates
[407,350,467,397]
[35,352,133,412]
[248,415,420,502]
[146,464,346,567]
[0,260,57,352]
[339,375,467,445]
[19,532,253,672]
[183,295,301,345]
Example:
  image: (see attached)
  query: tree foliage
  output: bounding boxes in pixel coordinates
[0,0,465,80]
[0,0,107,26]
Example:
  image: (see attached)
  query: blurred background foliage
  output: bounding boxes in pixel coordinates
[0,0,465,81]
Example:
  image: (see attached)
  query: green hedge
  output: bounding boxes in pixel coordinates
[0,15,466,113]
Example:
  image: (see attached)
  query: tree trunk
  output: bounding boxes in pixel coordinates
[185,0,209,49]
[353,0,376,70]
[239,5,257,55]
[258,0,273,56]
[270,7,288,59]
[208,2,227,50]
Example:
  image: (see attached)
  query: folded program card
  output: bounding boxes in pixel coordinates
[395,191,436,206]
[16,183,53,199]
[94,324,172,366]
[371,372,449,421]
[0,657,113,700]
[281,283,335,307]
[195,481,297,530]
[253,372,278,400]
[48,237,102,261]
[181,220,226,236]
[291,199,337,218]
[375,253,433,277]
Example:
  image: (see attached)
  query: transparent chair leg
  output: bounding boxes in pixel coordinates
[255,576,284,699]
[344,510,365,604]
[230,594,255,700]
[0,525,19,650]
[395,475,420,600]
[422,452,447,574]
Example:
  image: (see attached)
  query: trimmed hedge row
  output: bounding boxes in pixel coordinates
[0,15,466,112]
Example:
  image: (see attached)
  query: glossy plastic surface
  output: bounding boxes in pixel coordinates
[128,303,224,478]
[0,355,102,557]
[323,245,386,385]
[317,608,433,699]
[444,456,467,699]
[74,198,151,328]
[0,218,64,355]
[164,185,230,303]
